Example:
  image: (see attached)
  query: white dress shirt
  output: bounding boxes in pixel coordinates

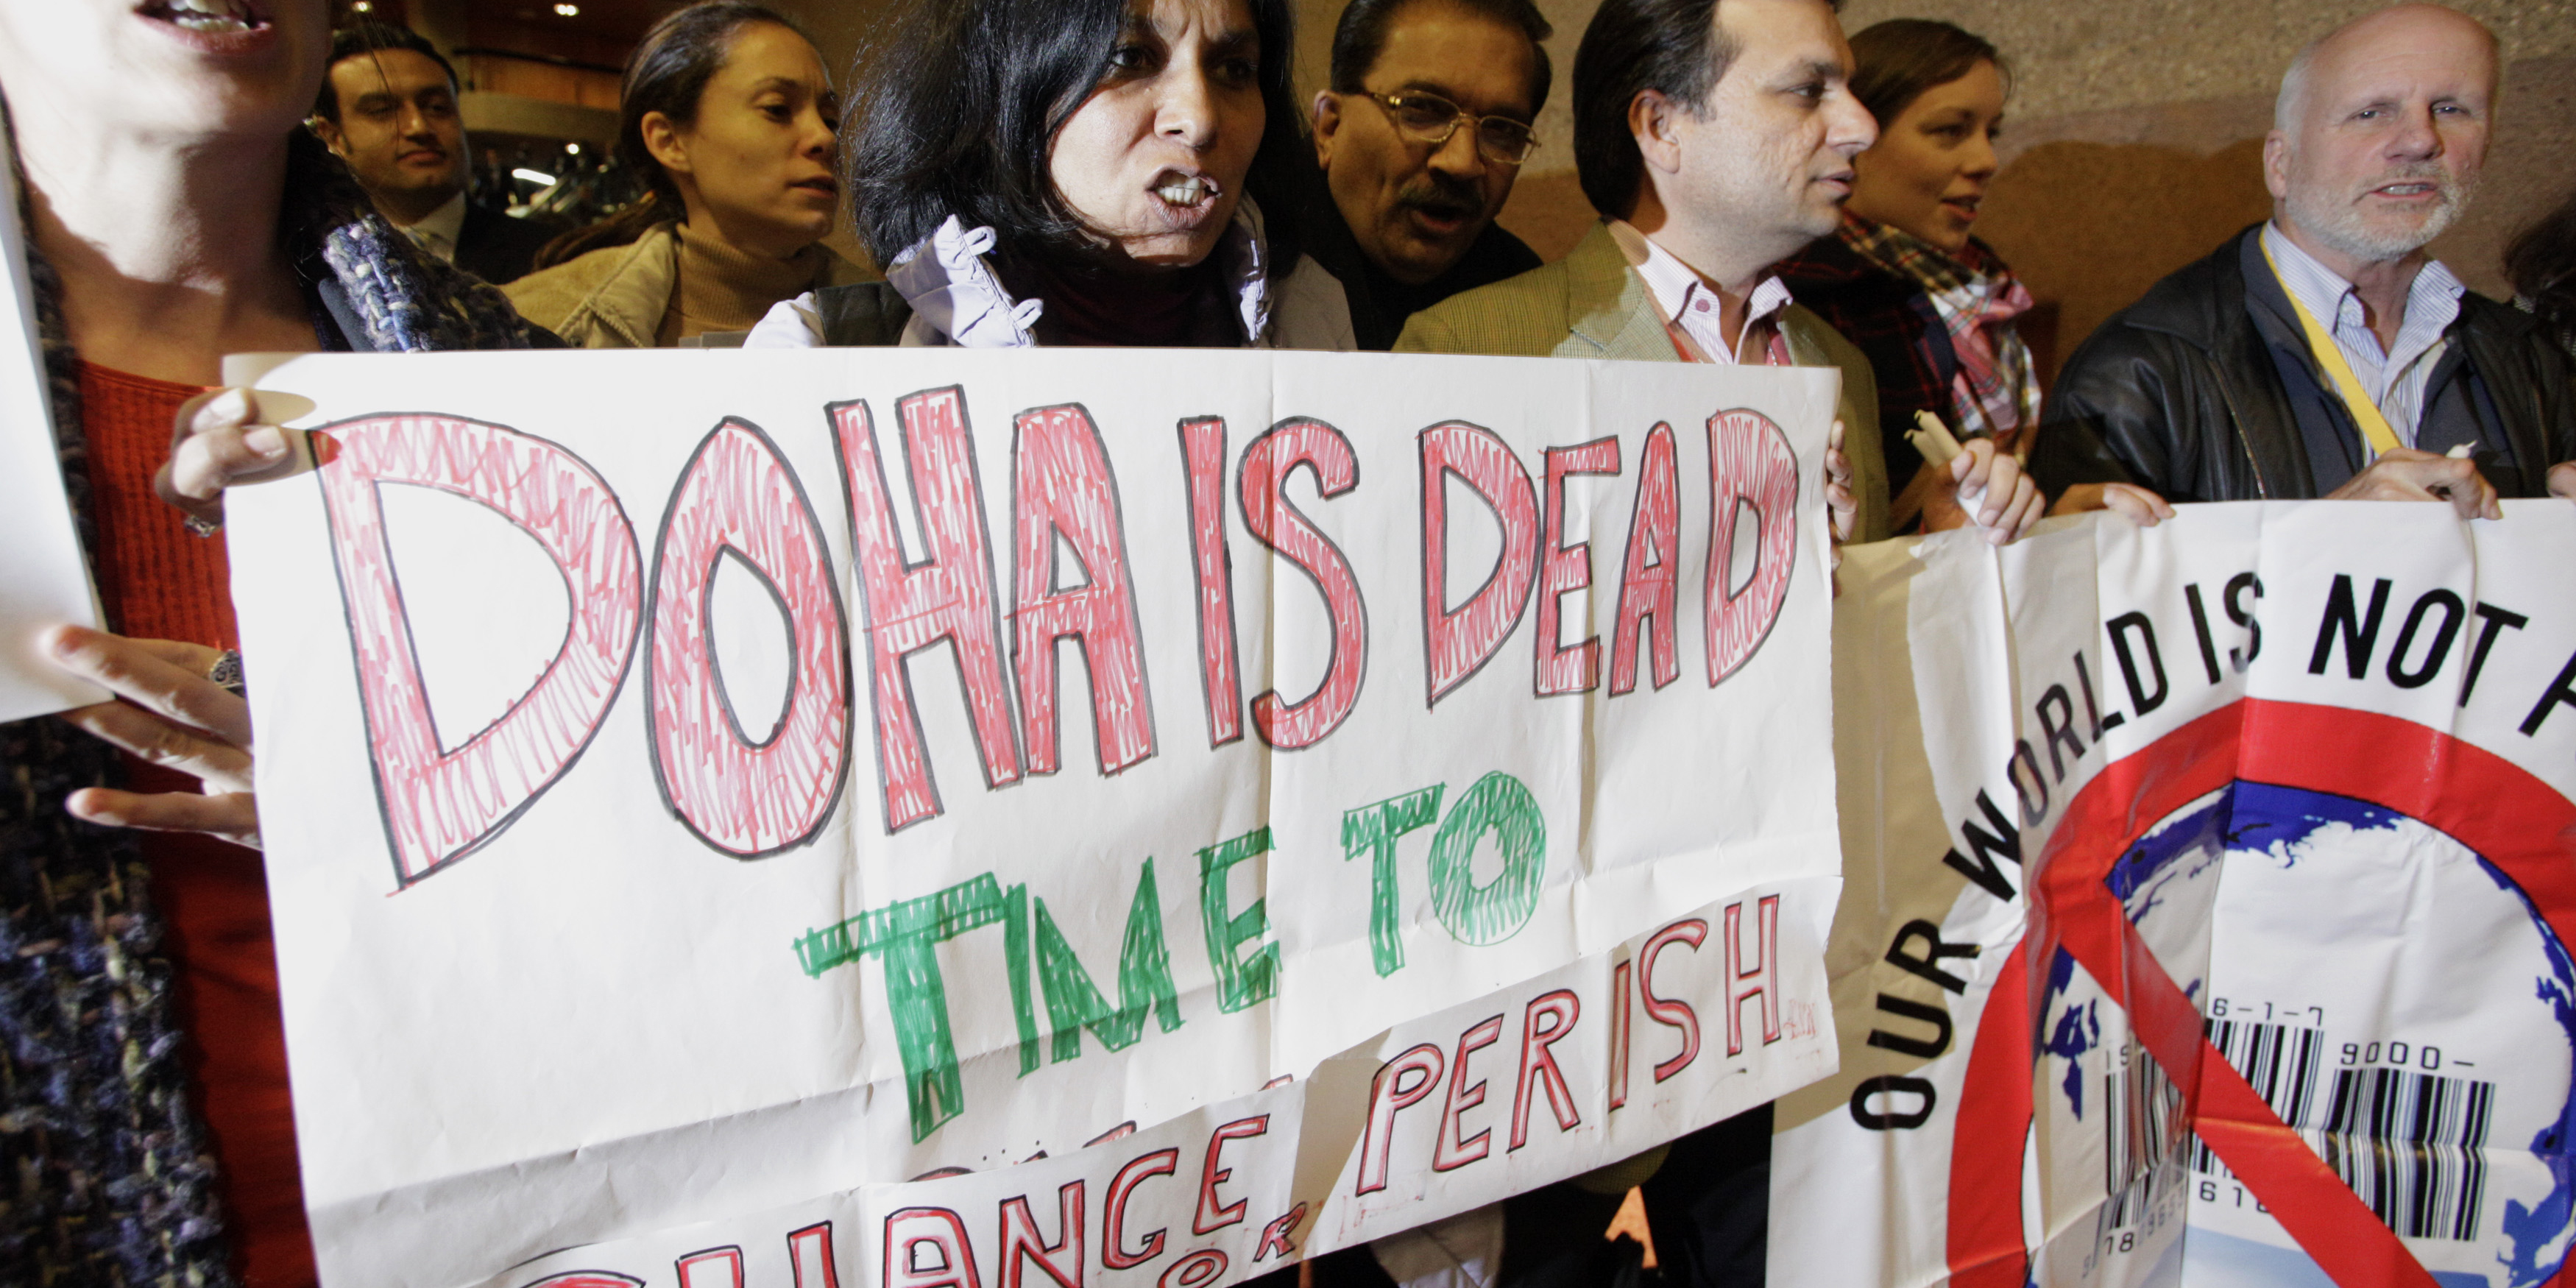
[1607,220,1795,366]
[399,190,471,265]
[2261,221,2465,445]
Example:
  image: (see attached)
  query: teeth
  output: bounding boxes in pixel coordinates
[155,0,254,29]
[1156,177,1209,206]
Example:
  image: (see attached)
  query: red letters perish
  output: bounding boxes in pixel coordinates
[1011,403,1156,776]
[646,417,852,856]
[314,414,641,886]
[1236,419,1367,749]
[832,391,1022,832]
[1703,409,1799,687]
[1420,422,1538,705]
[1724,894,1783,1055]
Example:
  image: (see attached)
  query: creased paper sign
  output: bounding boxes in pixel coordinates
[0,129,105,722]
[222,347,1848,1288]
[472,883,1834,1288]
[1772,503,2576,1288]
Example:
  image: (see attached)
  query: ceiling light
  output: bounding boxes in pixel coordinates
[565,142,582,155]
[553,3,578,15]
[351,1,372,10]
[513,167,560,187]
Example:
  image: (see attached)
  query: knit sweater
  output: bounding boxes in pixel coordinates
[0,127,541,1288]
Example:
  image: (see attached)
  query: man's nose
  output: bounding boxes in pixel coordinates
[1426,121,1487,180]
[1830,92,1878,157]
[2388,102,2444,160]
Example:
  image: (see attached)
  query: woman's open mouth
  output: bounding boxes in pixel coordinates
[1152,171,1220,210]
[138,0,271,37]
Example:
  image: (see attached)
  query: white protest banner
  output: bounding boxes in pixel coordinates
[471,886,1829,1288]
[0,130,106,722]
[1771,503,2576,1287]
[222,347,1847,1288]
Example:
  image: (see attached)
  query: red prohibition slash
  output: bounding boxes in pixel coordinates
[2023,698,2576,1288]
[1942,938,2033,1288]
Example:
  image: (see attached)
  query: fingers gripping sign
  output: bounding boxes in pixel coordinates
[157,385,325,528]
[44,624,259,848]
[2324,445,2503,520]
[1945,436,2045,546]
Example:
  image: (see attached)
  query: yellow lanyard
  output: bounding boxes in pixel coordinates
[2261,238,2406,459]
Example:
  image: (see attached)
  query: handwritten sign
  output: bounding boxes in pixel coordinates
[224,347,1848,1288]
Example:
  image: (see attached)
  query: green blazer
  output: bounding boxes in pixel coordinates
[1397,222,1892,542]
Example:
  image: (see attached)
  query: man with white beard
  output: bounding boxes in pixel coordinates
[2037,4,2575,509]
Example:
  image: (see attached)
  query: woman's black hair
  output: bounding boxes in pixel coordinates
[2506,188,2576,344]
[537,0,806,266]
[1847,19,2009,135]
[846,0,1306,272]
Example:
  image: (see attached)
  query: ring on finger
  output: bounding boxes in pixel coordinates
[206,649,247,697]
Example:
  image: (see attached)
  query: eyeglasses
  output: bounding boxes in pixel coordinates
[1357,91,1538,166]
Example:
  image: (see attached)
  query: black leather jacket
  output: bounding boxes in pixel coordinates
[2036,225,2576,502]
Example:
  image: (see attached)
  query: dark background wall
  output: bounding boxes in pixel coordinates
[1468,0,2576,381]
[411,0,2575,375]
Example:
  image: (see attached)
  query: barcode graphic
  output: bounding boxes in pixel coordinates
[2318,1067,2497,1241]
[2190,1019,2326,1175]
[2103,1045,2186,1228]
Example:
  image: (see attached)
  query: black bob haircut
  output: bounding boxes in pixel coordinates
[1573,0,1843,219]
[314,21,459,121]
[1328,0,1554,114]
[847,0,1306,272]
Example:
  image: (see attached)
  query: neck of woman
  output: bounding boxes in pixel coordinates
[20,118,312,383]
[1002,251,1234,348]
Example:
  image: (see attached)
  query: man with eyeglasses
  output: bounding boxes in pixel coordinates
[1306,0,1553,350]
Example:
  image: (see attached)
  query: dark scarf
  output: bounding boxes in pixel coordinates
[0,127,539,1288]
[997,251,1240,348]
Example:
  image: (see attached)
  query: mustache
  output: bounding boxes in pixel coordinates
[2357,164,2460,197]
[1393,172,1485,223]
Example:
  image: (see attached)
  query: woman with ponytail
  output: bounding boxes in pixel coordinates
[505,0,871,346]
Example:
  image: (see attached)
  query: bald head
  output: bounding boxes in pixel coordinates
[2276,5,2497,132]
[2266,4,2496,267]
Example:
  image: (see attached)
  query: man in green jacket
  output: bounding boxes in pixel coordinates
[1397,0,1898,545]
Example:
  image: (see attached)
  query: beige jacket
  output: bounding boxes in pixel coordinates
[1397,222,1892,542]
[504,222,874,349]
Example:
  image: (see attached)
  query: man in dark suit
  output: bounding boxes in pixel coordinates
[1306,0,1554,350]
[311,22,563,285]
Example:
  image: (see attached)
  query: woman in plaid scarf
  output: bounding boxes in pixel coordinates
[1778,19,2166,533]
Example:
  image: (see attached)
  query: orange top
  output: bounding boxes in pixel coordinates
[78,361,317,1288]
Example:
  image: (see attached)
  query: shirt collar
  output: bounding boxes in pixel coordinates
[400,189,471,258]
[1606,219,1795,355]
[2260,220,2463,336]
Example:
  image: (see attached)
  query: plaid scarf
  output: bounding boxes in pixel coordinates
[1837,213,2039,447]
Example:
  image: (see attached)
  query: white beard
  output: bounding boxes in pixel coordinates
[2283,166,2477,263]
